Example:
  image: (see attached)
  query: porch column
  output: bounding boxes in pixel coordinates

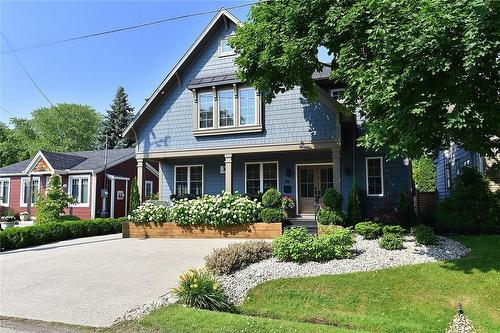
[224,154,232,193]
[332,150,341,192]
[137,158,145,202]
[27,174,33,215]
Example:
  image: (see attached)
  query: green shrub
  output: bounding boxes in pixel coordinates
[412,155,436,192]
[436,167,499,234]
[272,227,314,262]
[262,188,282,208]
[173,268,232,311]
[379,233,404,250]
[322,188,342,210]
[317,208,345,225]
[260,208,284,223]
[35,175,75,224]
[272,227,354,262]
[346,178,362,226]
[0,218,123,251]
[60,215,80,221]
[411,225,438,245]
[382,225,406,236]
[170,193,261,227]
[397,188,415,226]
[354,221,383,239]
[128,202,170,224]
[205,241,273,275]
[129,177,140,214]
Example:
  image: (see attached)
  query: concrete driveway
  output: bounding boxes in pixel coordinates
[0,234,244,327]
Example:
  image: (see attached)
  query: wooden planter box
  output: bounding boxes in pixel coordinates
[122,221,283,239]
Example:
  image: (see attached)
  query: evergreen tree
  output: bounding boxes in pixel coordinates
[99,87,135,149]
[129,177,140,214]
[35,175,74,223]
[347,178,362,226]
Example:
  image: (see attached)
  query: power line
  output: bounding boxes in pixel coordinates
[1,2,262,54]
[0,106,16,118]
[1,32,56,108]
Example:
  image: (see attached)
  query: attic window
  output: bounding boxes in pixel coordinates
[330,88,345,101]
[220,38,235,56]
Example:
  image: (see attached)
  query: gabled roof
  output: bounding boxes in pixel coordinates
[123,9,242,138]
[0,148,136,176]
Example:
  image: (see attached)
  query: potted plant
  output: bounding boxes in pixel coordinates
[0,215,16,229]
[282,195,296,218]
[19,212,30,221]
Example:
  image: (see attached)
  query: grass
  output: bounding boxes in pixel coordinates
[239,235,500,333]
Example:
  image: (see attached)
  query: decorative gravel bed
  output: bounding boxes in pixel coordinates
[218,235,470,305]
[446,313,476,333]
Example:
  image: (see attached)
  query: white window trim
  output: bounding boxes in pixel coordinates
[330,88,346,101]
[20,177,41,207]
[219,38,236,57]
[238,87,258,127]
[198,92,215,129]
[145,180,154,198]
[218,89,236,128]
[68,175,91,207]
[244,161,280,194]
[0,178,10,207]
[173,165,204,195]
[365,157,384,197]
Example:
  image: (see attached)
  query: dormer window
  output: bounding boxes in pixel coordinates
[330,88,345,101]
[192,85,262,136]
[220,38,235,56]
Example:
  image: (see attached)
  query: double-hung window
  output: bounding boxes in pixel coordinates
[245,162,278,195]
[145,180,154,198]
[175,165,203,196]
[366,157,384,196]
[218,90,234,127]
[21,177,40,206]
[69,175,89,206]
[0,178,9,206]
[239,88,256,125]
[199,93,214,129]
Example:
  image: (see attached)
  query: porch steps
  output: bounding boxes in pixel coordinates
[284,218,317,235]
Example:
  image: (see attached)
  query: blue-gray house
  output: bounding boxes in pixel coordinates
[124,10,412,217]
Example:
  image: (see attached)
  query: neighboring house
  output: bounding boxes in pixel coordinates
[123,10,412,216]
[0,148,158,219]
[436,144,499,200]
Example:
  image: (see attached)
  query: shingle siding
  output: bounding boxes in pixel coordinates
[137,22,337,153]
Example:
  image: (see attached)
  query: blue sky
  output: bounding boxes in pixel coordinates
[0,1,253,124]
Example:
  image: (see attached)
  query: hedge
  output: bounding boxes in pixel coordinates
[0,218,125,251]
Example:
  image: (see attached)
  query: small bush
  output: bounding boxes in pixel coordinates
[35,175,75,224]
[0,218,123,251]
[262,188,282,208]
[397,188,415,226]
[205,241,273,275]
[128,202,170,224]
[379,233,404,250]
[382,225,406,236]
[173,268,232,311]
[317,208,345,225]
[260,208,284,223]
[322,188,342,211]
[272,227,314,262]
[346,178,362,226]
[60,215,81,221]
[272,227,354,262]
[411,225,438,245]
[354,221,382,239]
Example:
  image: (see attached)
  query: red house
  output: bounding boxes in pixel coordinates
[0,148,158,220]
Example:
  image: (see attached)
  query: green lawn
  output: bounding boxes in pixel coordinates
[138,236,499,333]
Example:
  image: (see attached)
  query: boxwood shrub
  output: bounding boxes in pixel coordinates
[379,233,404,250]
[260,208,285,223]
[411,224,438,245]
[317,208,345,225]
[354,221,383,239]
[382,225,406,236]
[0,218,124,251]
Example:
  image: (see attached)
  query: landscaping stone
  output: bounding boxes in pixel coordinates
[446,314,476,333]
[218,235,470,304]
[114,292,174,323]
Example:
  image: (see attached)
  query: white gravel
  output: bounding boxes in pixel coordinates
[218,235,470,304]
[446,314,476,333]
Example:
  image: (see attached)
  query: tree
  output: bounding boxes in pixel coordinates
[0,122,24,167]
[99,87,135,149]
[129,177,140,213]
[413,156,437,192]
[346,178,362,226]
[230,0,499,158]
[35,175,74,223]
[31,103,101,152]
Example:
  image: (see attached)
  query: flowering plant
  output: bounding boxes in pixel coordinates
[128,202,170,224]
[0,215,16,222]
[170,192,261,227]
[281,195,295,209]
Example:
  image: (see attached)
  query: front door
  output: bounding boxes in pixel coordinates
[298,165,334,215]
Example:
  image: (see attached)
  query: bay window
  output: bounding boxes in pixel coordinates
[218,90,234,127]
[174,165,203,196]
[198,92,214,129]
[21,177,40,206]
[0,179,9,206]
[239,88,256,125]
[69,175,90,206]
[245,162,278,195]
[366,157,384,196]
